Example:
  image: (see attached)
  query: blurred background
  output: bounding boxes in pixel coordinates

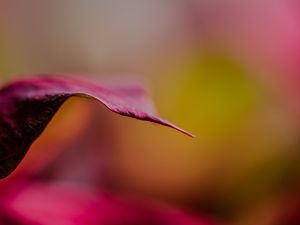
[1,1,300,225]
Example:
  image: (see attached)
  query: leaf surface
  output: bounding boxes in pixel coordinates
[0,75,192,178]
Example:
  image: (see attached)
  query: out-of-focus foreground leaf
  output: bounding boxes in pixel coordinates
[0,75,192,179]
[0,180,216,225]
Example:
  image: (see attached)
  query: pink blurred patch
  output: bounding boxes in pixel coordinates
[1,179,216,225]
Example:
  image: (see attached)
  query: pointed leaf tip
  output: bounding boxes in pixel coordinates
[0,75,192,178]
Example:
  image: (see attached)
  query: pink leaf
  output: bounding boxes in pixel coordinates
[0,75,192,179]
[0,181,215,225]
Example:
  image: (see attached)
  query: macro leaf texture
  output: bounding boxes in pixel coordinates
[0,75,192,179]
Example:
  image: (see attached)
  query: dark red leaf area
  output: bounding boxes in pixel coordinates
[0,75,192,179]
